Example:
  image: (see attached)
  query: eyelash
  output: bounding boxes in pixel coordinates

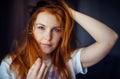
[38,26,45,30]
[37,26,61,33]
[53,29,61,32]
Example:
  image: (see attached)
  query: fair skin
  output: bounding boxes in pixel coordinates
[27,11,62,79]
[69,8,118,68]
[27,8,118,79]
[33,11,62,55]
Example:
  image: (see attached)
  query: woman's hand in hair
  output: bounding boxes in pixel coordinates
[26,58,48,79]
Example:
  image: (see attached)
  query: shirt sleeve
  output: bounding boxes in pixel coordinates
[71,48,87,74]
[0,57,15,79]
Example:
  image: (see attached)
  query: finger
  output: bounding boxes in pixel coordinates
[28,61,35,75]
[32,58,42,76]
[27,60,37,79]
[37,62,47,79]
[27,61,37,78]
[28,58,41,77]
[42,66,48,79]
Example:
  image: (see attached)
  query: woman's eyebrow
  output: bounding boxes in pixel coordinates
[35,23,61,28]
[35,23,45,26]
[54,25,61,28]
[54,27,61,29]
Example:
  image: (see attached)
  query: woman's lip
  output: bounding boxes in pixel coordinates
[41,43,51,46]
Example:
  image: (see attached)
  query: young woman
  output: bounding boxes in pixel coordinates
[0,0,118,79]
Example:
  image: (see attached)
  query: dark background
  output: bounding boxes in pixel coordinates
[0,0,120,79]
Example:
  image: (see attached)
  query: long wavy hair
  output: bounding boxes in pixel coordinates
[9,0,77,78]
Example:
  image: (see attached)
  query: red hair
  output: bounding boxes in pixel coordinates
[9,0,76,78]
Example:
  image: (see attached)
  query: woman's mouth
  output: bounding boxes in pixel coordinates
[41,43,52,47]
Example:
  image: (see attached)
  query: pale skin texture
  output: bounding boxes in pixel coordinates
[33,12,62,55]
[27,58,48,79]
[69,9,118,68]
[27,11,62,79]
[27,7,118,79]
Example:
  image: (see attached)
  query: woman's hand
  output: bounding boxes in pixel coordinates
[26,58,48,79]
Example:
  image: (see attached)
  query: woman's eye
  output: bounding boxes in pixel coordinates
[38,26,45,30]
[54,28,61,32]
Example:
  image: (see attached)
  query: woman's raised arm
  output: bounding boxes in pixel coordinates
[70,8,118,68]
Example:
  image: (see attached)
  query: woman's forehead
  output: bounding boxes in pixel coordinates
[35,11,61,27]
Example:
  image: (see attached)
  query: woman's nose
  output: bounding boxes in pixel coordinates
[44,31,52,41]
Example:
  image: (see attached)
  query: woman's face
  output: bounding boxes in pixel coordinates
[33,11,62,55]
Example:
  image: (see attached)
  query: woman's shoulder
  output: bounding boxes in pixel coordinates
[71,48,84,57]
[0,55,16,79]
[68,48,87,74]
[1,55,12,66]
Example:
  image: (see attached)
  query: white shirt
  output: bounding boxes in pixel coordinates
[0,48,87,79]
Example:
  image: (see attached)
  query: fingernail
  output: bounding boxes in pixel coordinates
[37,58,41,61]
[35,58,40,63]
